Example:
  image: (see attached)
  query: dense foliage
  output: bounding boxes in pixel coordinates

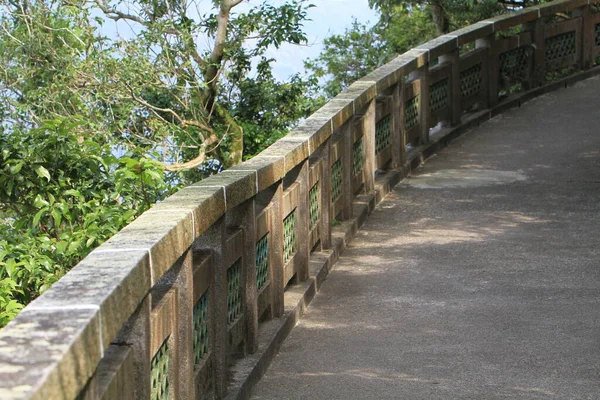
[0,0,321,326]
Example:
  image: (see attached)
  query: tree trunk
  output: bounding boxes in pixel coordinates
[429,1,449,36]
[201,0,244,167]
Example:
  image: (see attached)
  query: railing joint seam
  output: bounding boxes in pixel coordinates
[187,185,227,209]
[228,170,260,192]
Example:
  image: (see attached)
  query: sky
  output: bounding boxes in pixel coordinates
[261,0,379,79]
[103,0,379,81]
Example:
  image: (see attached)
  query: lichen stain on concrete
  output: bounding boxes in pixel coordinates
[404,169,527,189]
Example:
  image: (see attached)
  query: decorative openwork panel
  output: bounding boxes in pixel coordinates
[460,63,482,99]
[593,3,600,13]
[151,339,170,400]
[429,79,449,112]
[595,23,600,46]
[255,234,269,290]
[283,210,296,264]
[193,294,209,365]
[309,183,320,230]
[353,137,364,176]
[375,114,392,154]
[331,158,343,202]
[499,46,531,86]
[405,95,419,130]
[545,31,576,62]
[227,259,242,324]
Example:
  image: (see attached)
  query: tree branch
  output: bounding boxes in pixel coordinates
[92,0,150,26]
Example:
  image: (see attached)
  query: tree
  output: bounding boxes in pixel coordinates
[0,0,321,327]
[308,1,506,99]
[306,7,436,98]
[88,0,318,170]
[369,1,504,36]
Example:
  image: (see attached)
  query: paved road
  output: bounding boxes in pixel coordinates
[251,76,600,400]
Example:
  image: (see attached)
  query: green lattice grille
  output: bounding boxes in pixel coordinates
[256,234,269,290]
[545,31,576,62]
[595,23,600,46]
[460,63,482,99]
[227,259,242,324]
[330,158,343,202]
[375,114,392,154]
[429,79,449,112]
[283,210,296,264]
[151,339,169,400]
[405,95,419,130]
[193,294,209,365]
[499,46,530,85]
[353,137,364,176]
[309,183,320,229]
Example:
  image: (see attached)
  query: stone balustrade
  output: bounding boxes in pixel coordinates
[1,0,600,399]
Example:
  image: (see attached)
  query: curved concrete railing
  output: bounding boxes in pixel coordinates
[2,0,600,398]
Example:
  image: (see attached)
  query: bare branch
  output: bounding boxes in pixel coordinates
[124,83,214,134]
[92,0,150,26]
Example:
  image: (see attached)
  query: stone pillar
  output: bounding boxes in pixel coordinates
[194,218,227,398]
[440,49,462,126]
[342,122,354,220]
[113,295,151,400]
[527,18,546,87]
[270,181,285,317]
[477,34,496,108]
[228,199,258,354]
[391,81,406,170]
[296,161,310,282]
[574,4,593,70]
[319,139,332,249]
[171,251,194,400]
[361,100,377,194]
[412,66,430,145]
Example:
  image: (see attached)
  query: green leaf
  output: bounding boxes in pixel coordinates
[85,236,96,247]
[67,241,81,254]
[5,300,23,313]
[64,189,81,197]
[51,209,62,228]
[32,207,49,226]
[35,166,51,182]
[4,259,15,278]
[33,195,50,209]
[55,241,68,254]
[9,162,23,174]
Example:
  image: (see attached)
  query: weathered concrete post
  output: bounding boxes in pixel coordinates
[391,82,405,170]
[228,199,258,354]
[166,251,194,400]
[412,66,430,144]
[527,18,546,87]
[341,122,354,220]
[574,4,594,70]
[270,182,285,317]
[191,249,215,397]
[113,295,151,400]
[194,218,227,398]
[477,33,496,108]
[361,100,377,194]
[296,161,310,282]
[440,49,462,126]
[319,139,332,249]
